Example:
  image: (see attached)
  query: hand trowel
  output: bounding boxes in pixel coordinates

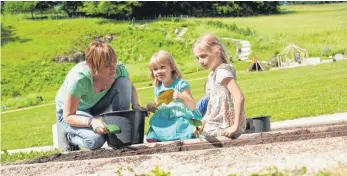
[97,117,121,134]
[106,124,121,134]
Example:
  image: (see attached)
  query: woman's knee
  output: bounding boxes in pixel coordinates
[115,77,131,98]
[114,77,131,90]
[114,77,132,110]
[84,133,106,150]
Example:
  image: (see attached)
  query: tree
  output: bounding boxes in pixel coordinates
[97,2,118,17]
[132,2,167,18]
[96,1,141,18]
[60,1,83,17]
[79,2,99,16]
[3,1,280,19]
[80,1,141,18]
[1,1,4,14]
[214,2,235,16]
[3,1,57,19]
[114,1,141,18]
[35,1,57,13]
[4,1,38,18]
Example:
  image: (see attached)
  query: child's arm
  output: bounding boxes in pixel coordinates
[221,77,245,137]
[173,89,196,110]
[146,92,158,113]
[154,95,157,104]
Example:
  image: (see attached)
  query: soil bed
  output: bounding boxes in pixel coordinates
[14,123,347,165]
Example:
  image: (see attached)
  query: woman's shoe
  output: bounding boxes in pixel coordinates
[62,132,80,151]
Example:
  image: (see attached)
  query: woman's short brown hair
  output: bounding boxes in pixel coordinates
[85,40,117,74]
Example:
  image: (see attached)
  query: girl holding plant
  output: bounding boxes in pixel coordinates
[146,50,202,142]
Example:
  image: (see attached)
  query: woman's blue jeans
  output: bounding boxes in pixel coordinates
[56,77,131,150]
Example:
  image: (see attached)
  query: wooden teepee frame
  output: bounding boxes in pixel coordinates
[277,43,309,67]
[248,56,268,71]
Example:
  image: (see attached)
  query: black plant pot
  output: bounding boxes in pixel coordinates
[245,116,271,133]
[252,116,271,133]
[100,110,147,148]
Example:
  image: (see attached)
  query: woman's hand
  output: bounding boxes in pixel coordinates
[146,103,157,113]
[132,104,147,111]
[221,124,239,137]
[91,118,108,134]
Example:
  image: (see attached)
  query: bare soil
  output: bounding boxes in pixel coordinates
[19,141,185,164]
[13,123,347,165]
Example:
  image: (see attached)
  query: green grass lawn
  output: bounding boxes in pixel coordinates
[2,60,347,150]
[205,3,347,59]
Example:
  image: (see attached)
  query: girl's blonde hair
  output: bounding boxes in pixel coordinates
[192,33,229,64]
[85,40,117,75]
[149,50,182,86]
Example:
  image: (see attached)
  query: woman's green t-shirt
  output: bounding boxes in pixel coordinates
[55,61,128,111]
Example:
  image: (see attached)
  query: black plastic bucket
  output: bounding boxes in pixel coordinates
[252,116,271,133]
[100,110,147,147]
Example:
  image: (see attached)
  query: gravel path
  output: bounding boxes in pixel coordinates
[2,136,346,176]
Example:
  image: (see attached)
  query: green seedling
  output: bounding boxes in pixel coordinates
[192,119,202,127]
[106,124,121,133]
[192,119,203,137]
[97,117,121,133]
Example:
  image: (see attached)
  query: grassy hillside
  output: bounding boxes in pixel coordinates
[1,3,347,150]
[2,3,347,110]
[0,15,252,108]
[0,17,196,108]
[211,3,347,59]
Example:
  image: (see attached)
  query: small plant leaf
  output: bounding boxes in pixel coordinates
[192,119,202,127]
[106,124,121,133]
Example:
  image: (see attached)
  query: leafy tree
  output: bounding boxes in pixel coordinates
[3,1,57,18]
[97,1,140,18]
[4,1,38,18]
[34,1,57,13]
[60,1,83,17]
[132,2,167,18]
[79,2,99,16]
[79,1,141,18]
[1,1,4,14]
[214,2,235,16]
[4,1,280,19]
[114,1,141,18]
[97,1,118,17]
